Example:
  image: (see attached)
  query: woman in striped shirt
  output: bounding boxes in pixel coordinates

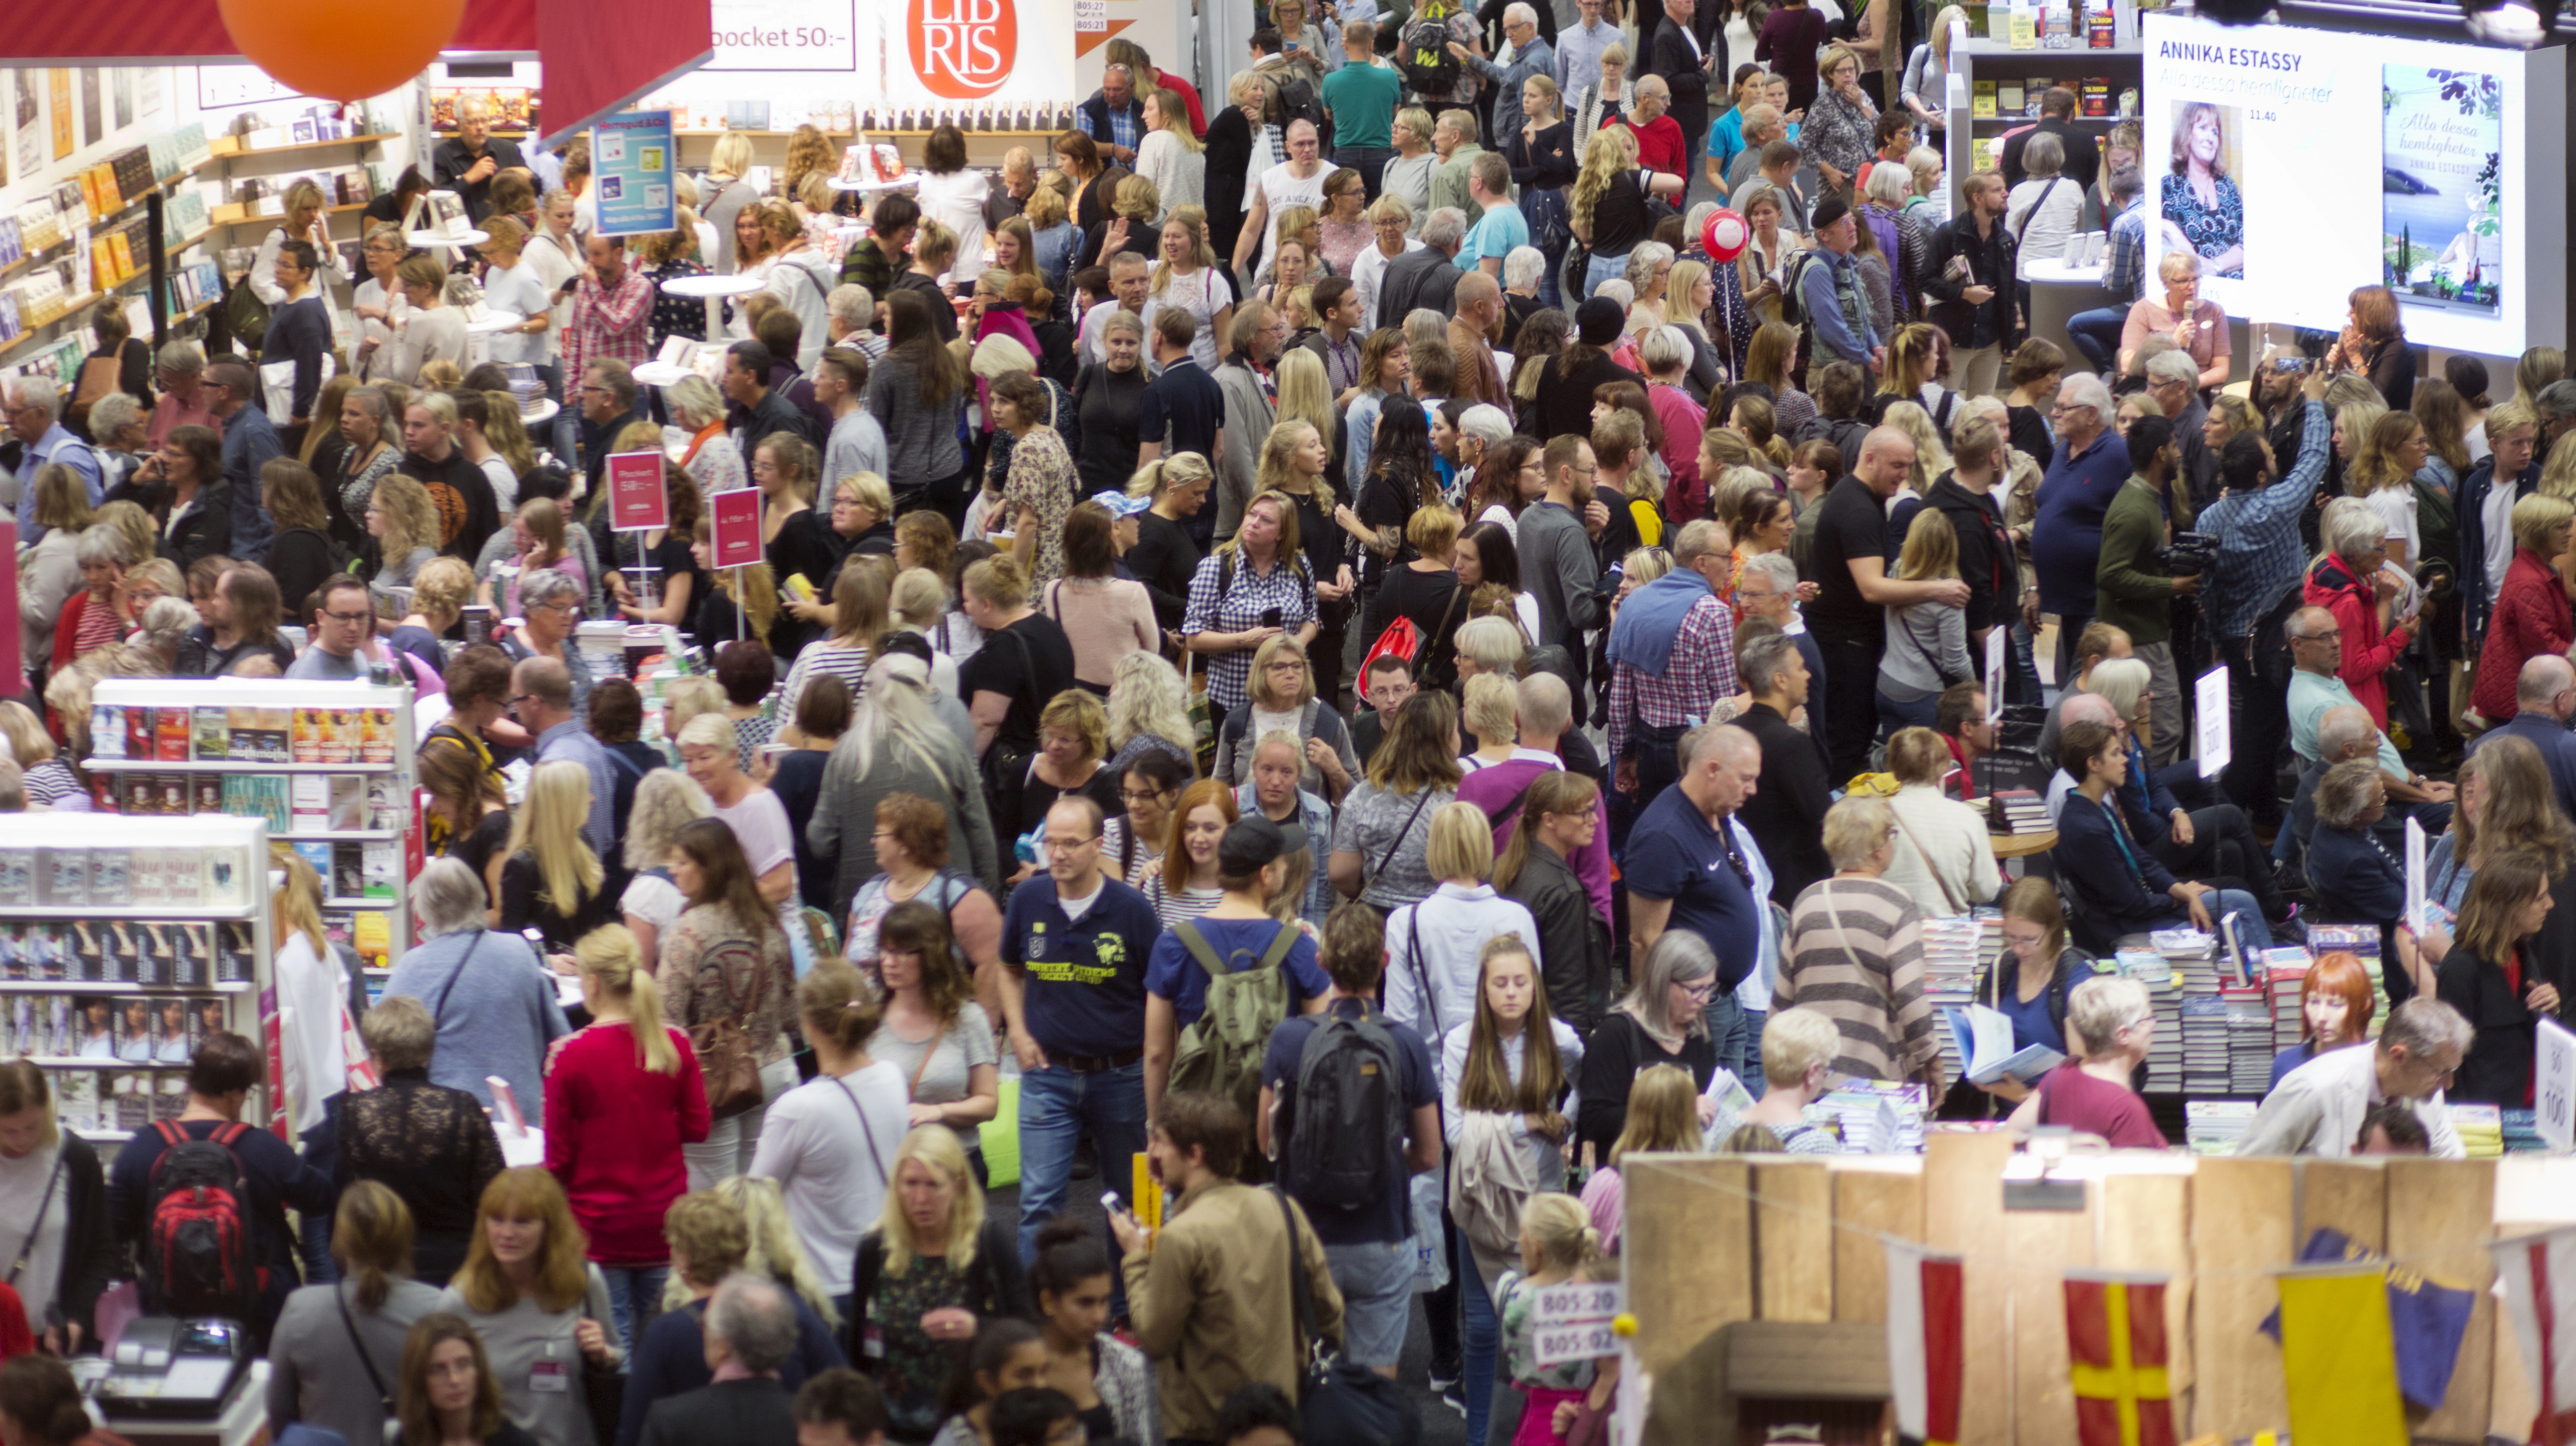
[778,556,891,722]
[1142,778,1237,931]
[1774,795,1946,1091]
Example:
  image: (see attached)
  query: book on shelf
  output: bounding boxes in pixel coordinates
[1973,80,1998,118]
[1997,79,2026,115]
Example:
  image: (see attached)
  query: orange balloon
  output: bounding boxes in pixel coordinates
[219,0,468,103]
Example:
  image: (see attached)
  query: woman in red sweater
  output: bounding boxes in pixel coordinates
[544,924,710,1345]
[2304,500,2414,732]
[2472,494,2576,724]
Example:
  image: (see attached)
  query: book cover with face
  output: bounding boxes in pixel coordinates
[153,998,191,1063]
[77,998,115,1058]
[116,998,152,1061]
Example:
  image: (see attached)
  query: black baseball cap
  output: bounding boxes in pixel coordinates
[1220,815,1309,875]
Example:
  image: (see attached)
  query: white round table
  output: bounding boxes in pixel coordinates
[520,397,560,429]
[463,309,526,335]
[632,361,697,388]
[828,176,918,193]
[2024,257,2118,374]
[660,271,768,345]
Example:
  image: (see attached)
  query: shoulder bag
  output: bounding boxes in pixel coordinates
[1887,808,1967,916]
[828,1071,891,1188]
[690,932,772,1118]
[3,1148,66,1291]
[1272,1187,1417,1445]
[1361,788,1440,897]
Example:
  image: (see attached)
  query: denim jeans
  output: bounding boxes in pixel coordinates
[1323,1239,1415,1368]
[1733,1007,1767,1097]
[1876,688,1940,740]
[1700,992,1746,1089]
[1629,723,1686,820]
[1016,1059,1149,1316]
[1583,250,1632,299]
[599,1264,669,1347]
[2185,889,2274,950]
[2065,306,2129,375]
[1459,1231,1498,1445]
[1333,146,1396,201]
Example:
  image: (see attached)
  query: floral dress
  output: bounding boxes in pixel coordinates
[874,1255,972,1436]
[1001,424,1080,588]
[644,259,710,345]
[2161,172,2245,278]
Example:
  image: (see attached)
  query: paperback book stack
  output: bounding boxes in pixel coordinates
[2226,987,2274,1094]
[1916,915,1990,1085]
[2178,994,2232,1096]
[2265,949,2313,1053]
[2112,948,2185,1090]
[1807,1081,1929,1154]
[2300,924,2389,1032]
[1989,789,2051,835]
[2449,1104,2504,1158]
[2184,1099,2260,1154]
[2503,1109,2545,1153]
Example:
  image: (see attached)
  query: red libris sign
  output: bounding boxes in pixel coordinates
[909,0,1018,98]
[606,452,670,531]
[709,488,764,570]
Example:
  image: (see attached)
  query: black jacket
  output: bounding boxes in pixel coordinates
[2000,116,2099,194]
[848,1216,1032,1367]
[1924,474,2017,635]
[159,478,237,573]
[1735,701,1834,908]
[1378,246,1464,329]
[636,1378,798,1446]
[739,386,822,456]
[25,1133,117,1342]
[1079,94,1148,159]
[1525,350,1644,441]
[1504,841,1610,1033]
[269,525,339,623]
[1646,19,1711,153]
[1204,110,1255,262]
[2437,944,2537,1107]
[1921,211,2021,352]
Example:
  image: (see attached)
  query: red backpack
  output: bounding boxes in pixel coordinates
[143,1120,264,1322]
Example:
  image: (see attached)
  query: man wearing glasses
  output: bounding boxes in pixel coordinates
[5,377,103,547]
[2029,371,2131,679]
[145,343,219,451]
[287,575,387,679]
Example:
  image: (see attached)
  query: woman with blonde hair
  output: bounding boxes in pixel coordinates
[1878,398,1952,496]
[689,515,780,649]
[545,924,707,1342]
[670,374,747,496]
[498,759,614,951]
[270,850,352,1140]
[1578,1063,1695,1250]
[743,958,906,1321]
[614,769,714,967]
[1211,630,1359,800]
[365,472,442,613]
[1103,649,1193,774]
[434,1169,623,1446]
[0,699,73,807]
[1880,726,2002,919]
[1134,87,1206,226]
[851,1124,1030,1437]
[779,552,892,716]
[1571,126,1683,299]
[1182,490,1318,713]
[17,465,93,667]
[999,690,1124,873]
[2347,407,2430,568]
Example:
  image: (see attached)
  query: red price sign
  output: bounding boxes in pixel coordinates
[606,452,669,531]
[709,488,763,570]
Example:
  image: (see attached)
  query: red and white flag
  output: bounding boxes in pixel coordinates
[2495,1226,2576,1446]
[1884,1241,1965,1445]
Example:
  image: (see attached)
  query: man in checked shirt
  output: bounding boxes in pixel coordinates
[1605,518,1741,810]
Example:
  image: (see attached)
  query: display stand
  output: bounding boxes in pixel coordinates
[0,812,271,1143]
[84,678,421,995]
[659,272,766,353]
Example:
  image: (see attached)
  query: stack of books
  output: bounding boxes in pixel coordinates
[2265,950,2314,1054]
[1806,1082,1929,1155]
[2178,994,2233,1096]
[1989,789,2051,834]
[2112,948,2184,1091]
[1916,915,1991,1086]
[2225,988,2275,1094]
[2449,1104,2504,1158]
[2503,1109,2546,1153]
[2184,1100,2261,1155]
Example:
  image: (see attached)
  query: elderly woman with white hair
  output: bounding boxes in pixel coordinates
[1621,241,1676,330]
[1775,795,1946,1088]
[810,655,1002,909]
[1500,245,1549,344]
[87,392,149,496]
[1639,326,1706,491]
[670,374,749,496]
[2001,976,2168,1146]
[1102,649,1194,775]
[382,856,572,1126]
[2031,371,2128,668]
[826,283,887,360]
[2305,492,2417,735]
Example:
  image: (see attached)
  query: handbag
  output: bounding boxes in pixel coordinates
[1271,1188,1418,1446]
[689,936,772,1118]
[580,1333,623,1446]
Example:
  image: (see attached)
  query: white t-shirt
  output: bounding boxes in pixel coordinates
[748,1060,911,1294]
[620,870,688,933]
[2362,485,2420,562]
[520,230,583,362]
[1257,161,1341,270]
[479,454,520,516]
[2483,476,2519,604]
[711,787,797,876]
[274,932,348,1136]
[479,261,553,367]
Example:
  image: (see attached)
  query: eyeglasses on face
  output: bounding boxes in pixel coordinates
[321,610,373,625]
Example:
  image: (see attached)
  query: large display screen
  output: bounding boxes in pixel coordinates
[2141,13,2565,355]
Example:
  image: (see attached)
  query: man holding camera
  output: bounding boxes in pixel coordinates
[2096,413,2197,769]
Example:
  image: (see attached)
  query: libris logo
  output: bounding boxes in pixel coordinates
[910,0,1018,98]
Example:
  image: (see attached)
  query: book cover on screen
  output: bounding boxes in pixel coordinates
[2382,64,2502,315]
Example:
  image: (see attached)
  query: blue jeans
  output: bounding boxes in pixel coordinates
[1334,145,1395,201]
[1876,688,1940,740]
[1322,1239,1414,1368]
[1017,1060,1149,1309]
[1700,992,1746,1087]
[599,1265,669,1347]
[1583,250,1632,299]
[1459,1231,1498,1445]
[2186,889,2274,950]
[1734,1007,1767,1097]
[2066,306,2129,375]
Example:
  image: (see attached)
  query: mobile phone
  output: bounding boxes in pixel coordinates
[1259,607,1284,627]
[1101,1190,1124,1214]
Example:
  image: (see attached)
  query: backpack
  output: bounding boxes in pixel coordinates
[1284,1005,1405,1215]
[1275,74,1331,139]
[142,1120,264,1322]
[1166,919,1303,1121]
[1401,3,1463,96]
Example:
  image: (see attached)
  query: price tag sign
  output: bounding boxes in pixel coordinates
[1984,627,2006,725]
[710,488,763,569]
[606,452,670,531]
[2537,1017,2575,1152]
[1531,1281,1624,1367]
[2194,665,2229,779]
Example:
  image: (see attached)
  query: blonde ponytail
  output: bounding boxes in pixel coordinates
[1520,1192,1603,1273]
[575,925,679,1075]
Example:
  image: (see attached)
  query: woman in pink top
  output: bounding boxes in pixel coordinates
[1039,500,1159,691]
[2007,975,2167,1148]
[543,923,710,1341]
[2117,251,2230,391]
[1640,327,1707,509]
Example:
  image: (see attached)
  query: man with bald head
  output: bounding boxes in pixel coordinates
[1446,271,1508,408]
[1627,720,1769,1058]
[1235,118,1340,280]
[1806,425,1971,778]
[2463,653,2576,824]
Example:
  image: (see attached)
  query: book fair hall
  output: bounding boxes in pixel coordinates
[2,0,2576,1441]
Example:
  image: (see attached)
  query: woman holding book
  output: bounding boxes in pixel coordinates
[1947,878,2096,1117]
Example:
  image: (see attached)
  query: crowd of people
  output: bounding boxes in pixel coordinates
[2,6,2572,1446]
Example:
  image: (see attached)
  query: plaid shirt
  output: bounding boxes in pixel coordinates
[2103,195,2149,302]
[2197,399,2328,638]
[560,265,655,381]
[1607,593,1741,757]
[1181,549,1319,713]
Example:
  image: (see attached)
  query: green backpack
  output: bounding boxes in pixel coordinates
[1166,919,1302,1121]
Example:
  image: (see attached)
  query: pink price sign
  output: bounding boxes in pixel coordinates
[709,488,764,570]
[606,452,669,531]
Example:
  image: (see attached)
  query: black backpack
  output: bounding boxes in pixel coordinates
[1401,3,1463,97]
[142,1120,264,1322]
[1283,1006,1405,1216]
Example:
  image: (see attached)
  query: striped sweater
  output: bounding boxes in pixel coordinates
[1774,875,1944,1088]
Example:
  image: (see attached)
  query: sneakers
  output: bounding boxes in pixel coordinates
[1429,1365,1464,1416]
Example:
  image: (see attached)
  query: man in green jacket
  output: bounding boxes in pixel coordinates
[2095,412,2199,767]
